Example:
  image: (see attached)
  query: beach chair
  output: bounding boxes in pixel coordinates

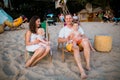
[25,21,52,63]
[0,24,4,33]
[57,42,83,62]
[57,42,66,62]
[4,15,28,29]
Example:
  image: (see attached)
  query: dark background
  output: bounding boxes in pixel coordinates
[0,0,120,21]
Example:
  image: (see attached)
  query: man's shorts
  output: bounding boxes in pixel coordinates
[77,39,82,45]
[66,43,73,52]
[66,42,83,52]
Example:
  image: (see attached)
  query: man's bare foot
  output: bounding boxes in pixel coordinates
[81,72,87,79]
[86,66,91,71]
[31,62,38,67]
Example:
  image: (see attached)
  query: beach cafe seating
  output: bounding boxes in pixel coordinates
[25,21,52,63]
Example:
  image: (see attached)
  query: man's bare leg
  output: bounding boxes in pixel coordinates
[81,39,91,70]
[72,45,87,79]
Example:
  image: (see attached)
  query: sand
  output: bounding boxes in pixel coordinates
[0,22,120,80]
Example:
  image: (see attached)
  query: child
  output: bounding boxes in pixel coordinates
[36,28,50,48]
[67,22,82,46]
[66,22,83,51]
[66,22,95,52]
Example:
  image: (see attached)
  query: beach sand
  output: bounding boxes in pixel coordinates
[0,22,120,80]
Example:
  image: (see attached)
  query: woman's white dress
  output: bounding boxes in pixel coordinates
[26,33,40,52]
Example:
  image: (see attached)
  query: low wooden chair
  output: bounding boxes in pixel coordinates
[25,21,52,63]
[57,41,83,62]
[57,42,65,62]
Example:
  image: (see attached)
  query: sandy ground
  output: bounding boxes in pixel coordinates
[0,22,120,80]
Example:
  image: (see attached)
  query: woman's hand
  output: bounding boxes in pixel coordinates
[32,39,40,45]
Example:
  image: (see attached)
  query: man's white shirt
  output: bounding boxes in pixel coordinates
[58,25,84,38]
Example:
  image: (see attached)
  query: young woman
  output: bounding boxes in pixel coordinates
[25,16,50,67]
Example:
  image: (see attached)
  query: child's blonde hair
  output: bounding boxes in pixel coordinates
[37,28,45,36]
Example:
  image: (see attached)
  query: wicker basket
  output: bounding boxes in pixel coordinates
[94,35,112,52]
[0,24,4,33]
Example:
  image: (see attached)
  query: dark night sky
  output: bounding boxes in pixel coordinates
[110,0,120,17]
[11,0,120,14]
[1,0,120,20]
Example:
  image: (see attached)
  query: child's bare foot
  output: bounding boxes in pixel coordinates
[81,72,87,79]
[91,48,96,52]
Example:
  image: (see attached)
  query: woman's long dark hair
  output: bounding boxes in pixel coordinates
[29,16,40,33]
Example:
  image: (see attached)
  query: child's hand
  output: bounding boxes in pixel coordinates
[67,40,73,44]
[47,41,50,45]
[66,37,70,42]
[46,41,50,45]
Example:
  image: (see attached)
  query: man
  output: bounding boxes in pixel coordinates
[58,14,92,79]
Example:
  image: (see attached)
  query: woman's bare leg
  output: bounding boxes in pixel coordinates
[25,47,45,68]
[72,45,87,79]
[31,45,50,66]
[81,39,91,70]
